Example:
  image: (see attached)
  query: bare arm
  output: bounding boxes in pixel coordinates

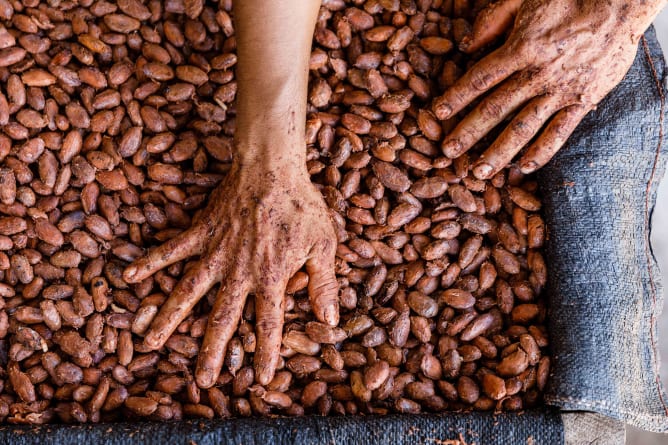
[124,0,339,388]
[234,0,319,167]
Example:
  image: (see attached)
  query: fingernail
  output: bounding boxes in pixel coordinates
[196,372,213,388]
[473,162,494,179]
[324,306,338,326]
[436,103,452,120]
[442,140,462,158]
[124,265,136,280]
[256,367,270,385]
[143,333,161,350]
[520,161,537,174]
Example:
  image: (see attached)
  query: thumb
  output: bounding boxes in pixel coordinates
[459,0,522,54]
[305,240,339,326]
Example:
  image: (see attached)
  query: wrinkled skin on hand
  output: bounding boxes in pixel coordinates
[123,160,339,388]
[433,0,657,179]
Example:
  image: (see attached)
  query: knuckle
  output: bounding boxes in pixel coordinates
[554,116,572,139]
[554,120,575,138]
[319,234,336,257]
[469,67,495,92]
[479,98,504,119]
[508,39,531,63]
[256,316,281,334]
[511,119,536,139]
[179,275,197,294]
[447,88,467,107]
[311,278,339,298]
[568,104,588,117]
[552,125,568,139]
[459,124,479,142]
[208,307,229,326]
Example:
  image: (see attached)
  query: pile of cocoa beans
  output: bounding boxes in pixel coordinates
[0,0,550,424]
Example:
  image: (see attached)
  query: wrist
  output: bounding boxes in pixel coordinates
[233,137,308,178]
[234,94,308,172]
[232,159,311,195]
[618,0,667,37]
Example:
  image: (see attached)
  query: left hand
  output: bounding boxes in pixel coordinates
[123,158,339,388]
[433,0,658,178]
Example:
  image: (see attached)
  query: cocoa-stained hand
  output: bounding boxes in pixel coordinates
[434,0,663,179]
[123,160,339,388]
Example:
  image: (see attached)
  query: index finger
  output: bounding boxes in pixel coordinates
[123,226,205,283]
[432,47,521,120]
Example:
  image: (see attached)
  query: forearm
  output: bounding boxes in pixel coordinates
[233,0,320,169]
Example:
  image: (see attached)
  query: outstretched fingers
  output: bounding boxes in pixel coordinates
[305,240,339,326]
[432,47,521,121]
[459,0,522,53]
[143,255,221,350]
[472,95,564,180]
[441,74,538,158]
[123,226,205,283]
[519,105,590,173]
[195,268,249,388]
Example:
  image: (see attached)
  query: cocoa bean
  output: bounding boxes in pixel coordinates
[0,1,550,422]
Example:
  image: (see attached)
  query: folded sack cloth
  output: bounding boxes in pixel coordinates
[540,26,668,433]
[0,26,665,445]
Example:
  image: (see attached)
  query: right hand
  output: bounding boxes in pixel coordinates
[123,156,339,388]
[434,0,654,179]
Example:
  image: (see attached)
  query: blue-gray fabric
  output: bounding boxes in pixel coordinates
[0,28,665,445]
[540,28,668,432]
[0,409,563,445]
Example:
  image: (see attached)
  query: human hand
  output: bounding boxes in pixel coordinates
[123,158,339,388]
[433,0,662,178]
